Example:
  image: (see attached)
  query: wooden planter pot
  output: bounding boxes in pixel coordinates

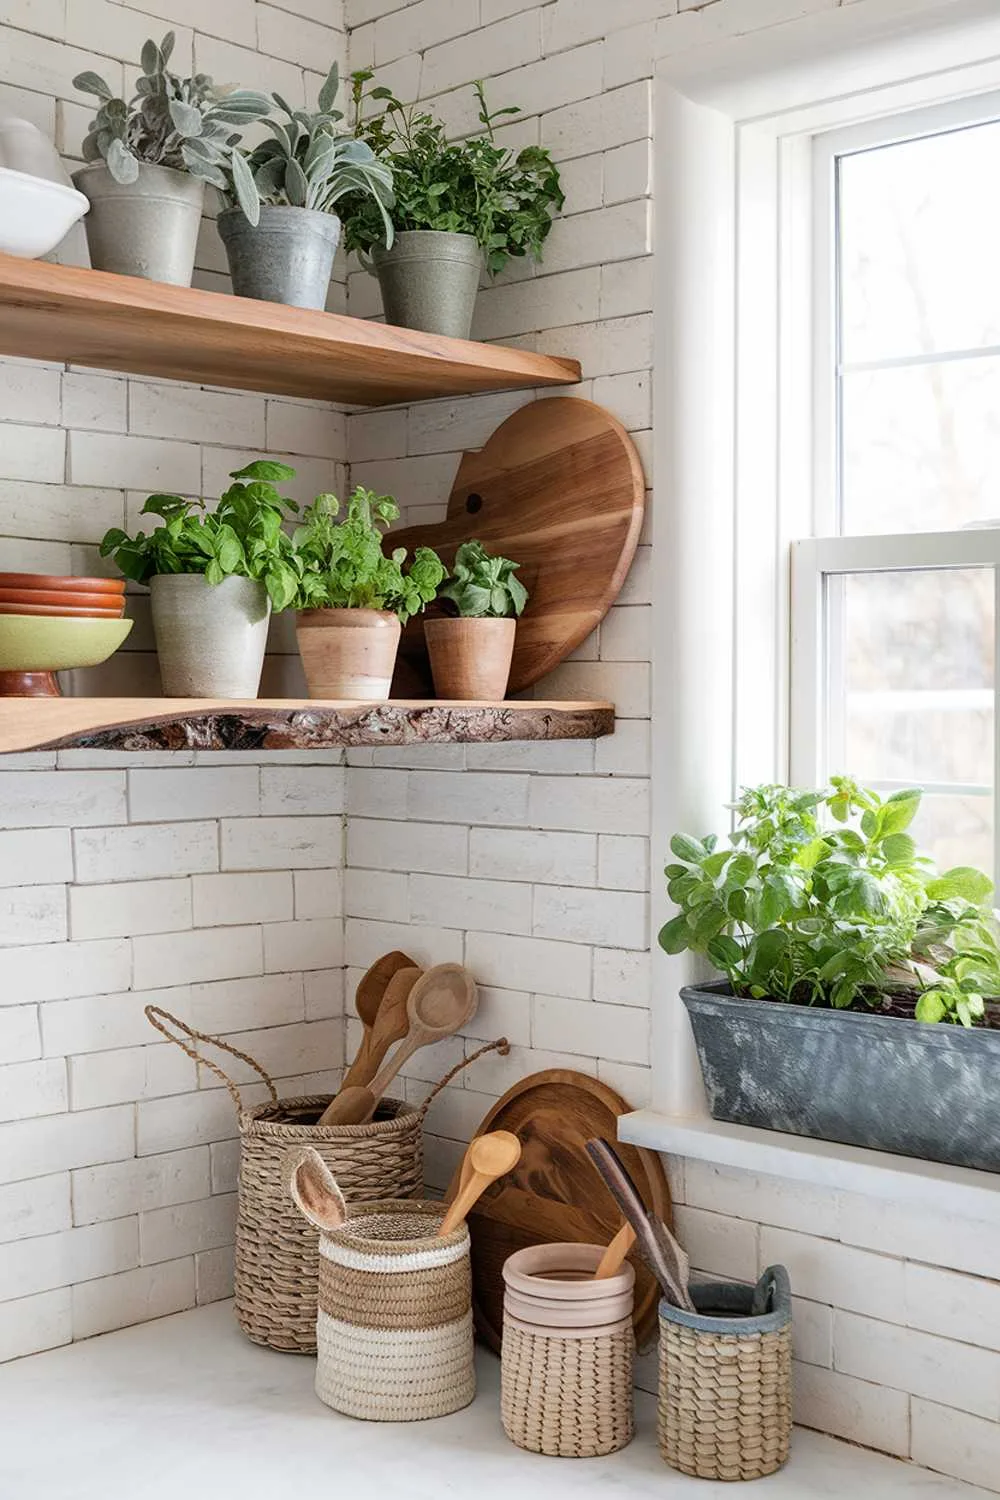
[296,608,401,700]
[425,616,516,701]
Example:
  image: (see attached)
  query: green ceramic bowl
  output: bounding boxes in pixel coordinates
[0,613,133,671]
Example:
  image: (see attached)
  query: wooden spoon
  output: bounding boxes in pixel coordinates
[343,951,416,1086]
[336,963,421,1100]
[438,1131,522,1239]
[287,1147,347,1233]
[594,1221,637,1281]
[319,963,479,1127]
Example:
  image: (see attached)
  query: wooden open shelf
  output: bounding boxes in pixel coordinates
[0,698,615,755]
[0,254,580,406]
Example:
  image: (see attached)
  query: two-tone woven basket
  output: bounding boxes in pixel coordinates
[146,1004,505,1355]
[657,1266,792,1481]
[314,1199,476,1422]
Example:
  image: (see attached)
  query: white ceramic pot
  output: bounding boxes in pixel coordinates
[150,574,270,699]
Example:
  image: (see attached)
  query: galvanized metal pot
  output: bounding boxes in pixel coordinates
[150,574,270,699]
[72,162,204,286]
[218,205,341,310]
[682,981,1000,1171]
[372,230,483,339]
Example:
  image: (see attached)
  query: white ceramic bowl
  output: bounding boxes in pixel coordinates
[0,166,89,257]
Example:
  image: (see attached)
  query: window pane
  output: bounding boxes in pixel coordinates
[827,568,994,871]
[839,120,1000,365]
[841,357,1000,533]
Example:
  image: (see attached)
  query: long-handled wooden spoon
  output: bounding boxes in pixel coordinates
[333,964,422,1104]
[287,1147,347,1233]
[343,951,416,1089]
[594,1221,637,1281]
[319,964,479,1127]
[438,1131,522,1239]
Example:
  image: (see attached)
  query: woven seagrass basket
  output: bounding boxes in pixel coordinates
[313,1199,475,1422]
[657,1265,792,1482]
[500,1243,635,1458]
[146,1004,505,1355]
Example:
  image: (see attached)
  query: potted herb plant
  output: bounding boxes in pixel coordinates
[216,62,394,310]
[73,34,267,286]
[291,486,443,698]
[100,461,301,698]
[425,540,528,700]
[661,778,1000,1172]
[341,73,564,339]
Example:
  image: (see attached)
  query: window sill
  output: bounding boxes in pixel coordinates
[617,1111,1000,1225]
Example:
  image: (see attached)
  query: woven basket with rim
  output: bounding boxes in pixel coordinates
[657,1266,792,1482]
[314,1199,475,1422]
[146,1004,506,1355]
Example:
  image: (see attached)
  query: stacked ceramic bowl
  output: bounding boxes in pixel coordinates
[0,572,132,695]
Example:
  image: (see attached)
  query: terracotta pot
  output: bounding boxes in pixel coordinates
[0,572,124,594]
[424,616,516,701]
[296,608,401,700]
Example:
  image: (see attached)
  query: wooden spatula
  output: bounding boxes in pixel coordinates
[347,950,416,1085]
[594,1221,637,1280]
[438,1131,521,1239]
[336,964,422,1099]
[319,964,479,1127]
[585,1137,696,1312]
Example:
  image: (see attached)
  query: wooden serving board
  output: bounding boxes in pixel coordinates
[390,397,645,697]
[445,1070,671,1352]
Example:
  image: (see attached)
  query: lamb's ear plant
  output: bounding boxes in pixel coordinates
[659,777,1000,1027]
[292,487,444,623]
[220,61,394,237]
[439,540,528,618]
[99,460,302,611]
[74,33,269,220]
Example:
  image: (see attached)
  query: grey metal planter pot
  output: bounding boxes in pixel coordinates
[218,205,341,310]
[682,981,1000,1172]
[150,574,271,699]
[372,230,483,339]
[72,162,204,286]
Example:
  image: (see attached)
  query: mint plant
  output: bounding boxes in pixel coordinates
[292,487,444,623]
[439,540,528,618]
[99,461,302,611]
[660,778,1000,1026]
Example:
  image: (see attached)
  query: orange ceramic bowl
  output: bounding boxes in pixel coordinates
[0,587,125,611]
[0,571,125,594]
[0,601,125,618]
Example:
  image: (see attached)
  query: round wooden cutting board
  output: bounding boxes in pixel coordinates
[445,1070,671,1353]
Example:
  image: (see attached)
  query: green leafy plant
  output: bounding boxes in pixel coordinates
[74,33,269,220]
[220,61,394,237]
[439,540,528,618]
[341,73,563,275]
[99,461,302,612]
[659,778,1000,1027]
[292,487,444,623]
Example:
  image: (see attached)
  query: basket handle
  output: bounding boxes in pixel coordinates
[144,1004,279,1113]
[418,1037,510,1118]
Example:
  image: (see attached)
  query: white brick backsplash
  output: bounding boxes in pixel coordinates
[346,917,463,971]
[266,399,345,459]
[911,1398,1000,1491]
[543,0,669,52]
[527,775,650,834]
[0,827,72,886]
[0,1058,67,1123]
[792,1297,833,1369]
[304,968,343,1022]
[187,972,304,1033]
[836,1190,999,1281]
[759,1227,906,1325]
[466,930,591,999]
[411,873,532,935]
[1,938,131,1005]
[464,738,595,774]
[543,201,651,275]
[72,1148,211,1226]
[72,1258,196,1340]
[128,382,266,447]
[544,80,652,160]
[599,604,651,661]
[835,1310,1000,1420]
[221,816,341,870]
[210,1139,240,1195]
[69,1043,196,1112]
[262,918,343,972]
[0,1288,70,1361]
[256,2,341,66]
[532,994,647,1063]
[293,869,344,920]
[684,1161,841,1241]
[0,1174,71,1245]
[0,884,66,946]
[68,431,201,492]
[421,13,540,95]
[673,1205,758,1281]
[406,390,530,457]
[140,1193,237,1265]
[594,717,650,777]
[259,764,345,815]
[0,478,123,543]
[469,827,596,886]
[137,1089,239,1157]
[0,421,65,482]
[596,1058,651,1109]
[62,372,127,432]
[600,256,654,319]
[473,268,601,341]
[793,1363,909,1458]
[597,834,648,891]
[133,925,262,990]
[0,1217,138,1302]
[129,768,260,822]
[533,884,648,948]
[0,770,125,829]
[0,1006,41,1064]
[905,1263,1000,1352]
[0,1106,134,1186]
[69,878,192,940]
[73,822,219,883]
[192,871,294,928]
[196,1244,236,1304]
[409,771,530,826]
[41,988,186,1057]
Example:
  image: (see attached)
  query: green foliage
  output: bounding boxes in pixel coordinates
[341,73,563,276]
[439,540,528,618]
[220,62,394,234]
[291,487,445,623]
[99,461,302,612]
[659,777,1000,1028]
[74,33,270,219]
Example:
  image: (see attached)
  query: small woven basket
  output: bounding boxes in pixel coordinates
[657,1266,792,1482]
[315,1199,475,1422]
[146,1004,505,1355]
[500,1243,635,1458]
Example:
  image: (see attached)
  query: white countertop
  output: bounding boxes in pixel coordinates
[0,1302,990,1500]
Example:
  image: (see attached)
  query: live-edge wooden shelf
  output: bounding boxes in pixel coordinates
[0,699,615,755]
[0,253,581,406]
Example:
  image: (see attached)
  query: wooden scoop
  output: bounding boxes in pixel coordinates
[331,963,421,1107]
[319,964,479,1127]
[354,952,415,1047]
[287,1147,347,1233]
[594,1221,637,1281]
[438,1131,522,1239]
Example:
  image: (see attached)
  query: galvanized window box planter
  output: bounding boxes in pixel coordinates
[681,981,1000,1173]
